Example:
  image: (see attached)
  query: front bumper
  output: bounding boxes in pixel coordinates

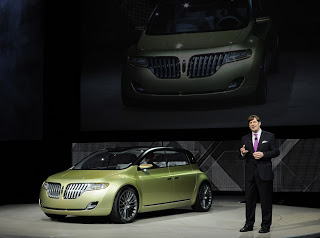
[122,51,262,103]
[39,187,114,216]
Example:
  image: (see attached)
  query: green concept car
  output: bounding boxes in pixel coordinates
[39,147,213,223]
[121,0,279,105]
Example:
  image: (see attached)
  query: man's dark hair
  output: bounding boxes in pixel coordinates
[248,115,261,123]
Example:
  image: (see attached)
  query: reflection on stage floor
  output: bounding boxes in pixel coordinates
[1,196,320,238]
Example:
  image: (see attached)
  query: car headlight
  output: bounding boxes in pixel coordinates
[224,49,252,64]
[42,182,48,190]
[86,183,110,191]
[129,57,149,67]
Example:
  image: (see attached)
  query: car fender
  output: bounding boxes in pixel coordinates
[191,173,212,205]
[105,173,143,212]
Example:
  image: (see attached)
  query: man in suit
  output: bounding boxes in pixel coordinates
[239,115,280,233]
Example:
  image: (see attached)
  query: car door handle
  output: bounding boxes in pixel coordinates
[175,177,180,180]
[167,178,172,180]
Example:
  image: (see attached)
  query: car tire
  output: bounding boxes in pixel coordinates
[255,56,268,104]
[269,36,280,73]
[109,186,139,224]
[121,73,137,107]
[45,213,66,220]
[192,182,213,212]
[121,84,134,107]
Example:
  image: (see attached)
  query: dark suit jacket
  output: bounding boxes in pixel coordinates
[240,130,280,181]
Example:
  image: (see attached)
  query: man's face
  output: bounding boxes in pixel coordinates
[249,118,261,133]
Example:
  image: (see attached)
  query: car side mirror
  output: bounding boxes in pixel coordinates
[255,17,271,23]
[139,164,153,170]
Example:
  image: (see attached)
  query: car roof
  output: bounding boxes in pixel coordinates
[85,146,196,164]
[106,146,188,153]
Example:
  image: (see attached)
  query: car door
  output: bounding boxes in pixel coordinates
[166,150,197,202]
[137,151,174,206]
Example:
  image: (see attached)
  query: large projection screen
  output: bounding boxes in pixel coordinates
[0,0,43,140]
[81,0,320,132]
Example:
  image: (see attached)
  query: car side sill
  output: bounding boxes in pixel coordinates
[143,199,191,207]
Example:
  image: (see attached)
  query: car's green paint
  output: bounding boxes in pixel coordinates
[39,147,212,220]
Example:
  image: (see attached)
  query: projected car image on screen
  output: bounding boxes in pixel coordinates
[121,0,278,106]
[39,147,213,223]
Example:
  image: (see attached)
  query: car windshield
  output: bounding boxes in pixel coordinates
[146,0,250,35]
[73,149,144,170]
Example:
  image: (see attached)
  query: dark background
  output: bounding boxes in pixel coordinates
[0,0,43,141]
[0,0,320,207]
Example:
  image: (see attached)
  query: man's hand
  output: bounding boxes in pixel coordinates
[240,145,248,155]
[253,152,264,160]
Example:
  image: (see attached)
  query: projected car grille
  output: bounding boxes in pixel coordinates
[46,183,61,199]
[63,183,89,199]
[148,56,181,79]
[147,53,228,79]
[187,53,228,78]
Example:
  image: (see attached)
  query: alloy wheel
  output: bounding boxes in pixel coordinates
[118,189,138,222]
[199,184,212,210]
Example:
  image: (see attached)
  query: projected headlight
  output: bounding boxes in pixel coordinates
[224,49,252,63]
[129,57,149,67]
[86,183,110,191]
[42,182,48,190]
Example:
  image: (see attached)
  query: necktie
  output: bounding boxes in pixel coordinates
[254,133,258,152]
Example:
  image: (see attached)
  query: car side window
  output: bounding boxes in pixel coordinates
[166,151,190,167]
[140,151,167,169]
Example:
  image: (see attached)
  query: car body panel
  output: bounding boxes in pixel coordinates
[137,167,174,205]
[169,164,197,201]
[39,147,212,219]
[137,29,243,52]
[40,166,140,216]
[48,170,124,180]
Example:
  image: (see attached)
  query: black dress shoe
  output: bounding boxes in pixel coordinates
[259,227,270,233]
[239,225,253,232]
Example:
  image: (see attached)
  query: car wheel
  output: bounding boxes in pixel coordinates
[270,36,280,73]
[45,213,66,220]
[121,73,136,107]
[255,56,268,104]
[109,186,138,224]
[121,84,133,107]
[192,182,212,212]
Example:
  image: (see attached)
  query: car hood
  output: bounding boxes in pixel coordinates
[137,24,252,52]
[47,169,124,181]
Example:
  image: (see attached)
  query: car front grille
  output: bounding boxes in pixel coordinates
[148,56,181,79]
[187,53,228,78]
[46,183,61,199]
[63,183,89,199]
[146,53,228,79]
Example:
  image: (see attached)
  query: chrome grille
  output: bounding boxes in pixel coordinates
[47,183,61,199]
[187,53,228,78]
[148,57,180,79]
[63,183,89,199]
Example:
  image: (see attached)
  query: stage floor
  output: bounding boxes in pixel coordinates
[1,196,320,238]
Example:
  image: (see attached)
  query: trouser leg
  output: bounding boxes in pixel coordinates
[245,179,258,226]
[256,175,273,228]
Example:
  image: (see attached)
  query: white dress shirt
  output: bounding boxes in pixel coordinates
[252,129,262,147]
[241,129,262,157]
